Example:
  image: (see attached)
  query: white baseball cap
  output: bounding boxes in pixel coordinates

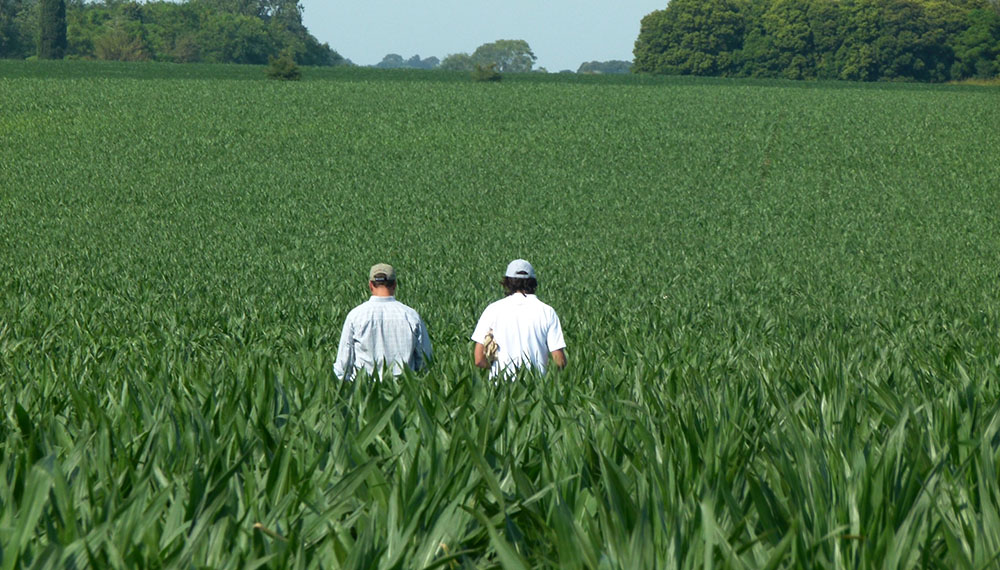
[504,259,536,279]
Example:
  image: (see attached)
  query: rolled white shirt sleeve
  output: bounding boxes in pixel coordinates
[470,308,493,345]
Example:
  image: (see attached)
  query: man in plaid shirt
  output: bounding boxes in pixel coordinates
[334,263,432,381]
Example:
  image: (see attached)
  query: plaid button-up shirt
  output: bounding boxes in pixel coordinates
[334,296,432,381]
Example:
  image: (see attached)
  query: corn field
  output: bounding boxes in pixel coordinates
[2,61,1000,568]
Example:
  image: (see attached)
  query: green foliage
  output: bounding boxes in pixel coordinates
[577,60,632,74]
[634,0,745,76]
[471,39,536,72]
[471,62,501,82]
[952,8,1000,77]
[198,11,272,64]
[4,0,342,65]
[266,48,299,79]
[37,0,66,59]
[2,61,1000,567]
[0,0,31,58]
[634,0,1000,81]
[93,18,149,61]
[374,53,439,69]
[439,51,474,71]
[441,39,537,74]
[740,0,815,79]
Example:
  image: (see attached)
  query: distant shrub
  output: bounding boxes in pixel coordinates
[577,60,632,74]
[267,50,300,80]
[171,35,201,63]
[94,20,149,62]
[471,63,501,82]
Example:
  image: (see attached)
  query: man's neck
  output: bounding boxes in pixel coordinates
[370,286,395,298]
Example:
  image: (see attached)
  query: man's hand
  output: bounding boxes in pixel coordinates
[550,349,566,370]
[473,343,490,368]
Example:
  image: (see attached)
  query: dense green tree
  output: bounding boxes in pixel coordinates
[739,0,815,78]
[633,0,745,75]
[191,0,259,17]
[832,0,956,81]
[406,54,438,69]
[375,53,439,69]
[2,0,341,64]
[259,0,300,23]
[471,39,535,72]
[375,52,405,68]
[634,0,998,81]
[0,0,31,58]
[806,0,848,78]
[439,41,535,73]
[63,2,96,57]
[1,1,15,55]
[197,11,271,64]
[439,52,473,71]
[896,0,952,80]
[952,8,1000,76]
[266,46,299,79]
[94,16,148,60]
[577,60,632,73]
[38,0,66,58]
[257,0,336,65]
[137,1,202,62]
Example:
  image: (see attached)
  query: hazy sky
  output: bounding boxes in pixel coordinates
[298,1,667,72]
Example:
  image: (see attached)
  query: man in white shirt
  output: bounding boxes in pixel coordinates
[471,259,566,378]
[334,263,432,381]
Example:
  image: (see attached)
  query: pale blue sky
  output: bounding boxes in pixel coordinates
[298,1,667,72]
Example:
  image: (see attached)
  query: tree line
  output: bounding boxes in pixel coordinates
[0,0,342,65]
[373,43,632,75]
[365,40,540,73]
[634,0,1000,81]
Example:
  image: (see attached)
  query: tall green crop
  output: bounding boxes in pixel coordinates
[2,61,999,568]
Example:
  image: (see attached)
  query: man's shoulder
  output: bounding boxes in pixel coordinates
[389,299,425,322]
[482,296,516,313]
[400,301,423,317]
[346,298,390,317]
[348,298,424,323]
[530,298,562,325]
[483,294,555,311]
[527,295,558,311]
[345,300,370,317]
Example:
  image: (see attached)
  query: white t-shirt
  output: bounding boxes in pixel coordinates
[471,293,566,378]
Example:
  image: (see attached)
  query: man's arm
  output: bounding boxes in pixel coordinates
[547,309,567,370]
[414,318,432,370]
[333,318,354,380]
[473,343,490,369]
[550,348,566,370]
[470,308,493,369]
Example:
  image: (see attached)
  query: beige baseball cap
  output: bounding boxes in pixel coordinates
[369,263,396,282]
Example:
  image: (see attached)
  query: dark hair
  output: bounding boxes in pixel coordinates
[502,276,537,296]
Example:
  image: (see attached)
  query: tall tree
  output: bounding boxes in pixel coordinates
[375,53,405,68]
[952,7,1000,77]
[577,60,632,74]
[38,0,66,59]
[1,0,23,57]
[739,0,816,79]
[471,39,536,72]
[633,0,745,75]
[440,52,474,71]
